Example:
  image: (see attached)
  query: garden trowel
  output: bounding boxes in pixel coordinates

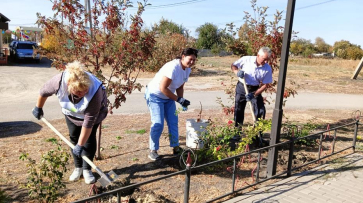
[41,117,118,187]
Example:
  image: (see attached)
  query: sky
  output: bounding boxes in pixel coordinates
[1,0,362,47]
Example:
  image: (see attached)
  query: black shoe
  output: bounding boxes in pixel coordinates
[252,137,269,148]
[261,139,269,146]
[251,136,259,147]
[173,146,184,156]
[229,139,237,151]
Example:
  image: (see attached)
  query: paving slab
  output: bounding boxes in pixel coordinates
[224,153,363,203]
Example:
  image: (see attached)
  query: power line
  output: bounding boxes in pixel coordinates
[149,0,208,8]
[214,0,338,27]
[128,0,209,9]
[296,0,336,10]
[10,23,37,26]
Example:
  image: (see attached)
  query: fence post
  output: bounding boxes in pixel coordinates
[318,133,323,160]
[117,191,121,203]
[184,152,192,203]
[353,121,359,152]
[232,158,236,193]
[256,151,261,183]
[332,129,337,154]
[287,137,294,177]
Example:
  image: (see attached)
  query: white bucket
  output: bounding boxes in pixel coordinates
[186,119,209,149]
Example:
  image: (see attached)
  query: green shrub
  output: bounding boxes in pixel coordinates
[19,141,70,203]
[197,119,271,164]
[0,189,9,203]
[282,118,318,146]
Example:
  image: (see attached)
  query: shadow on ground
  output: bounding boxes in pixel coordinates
[0,121,42,138]
[7,57,53,68]
[191,67,230,77]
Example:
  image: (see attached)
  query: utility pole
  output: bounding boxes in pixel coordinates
[266,0,296,177]
[85,0,93,39]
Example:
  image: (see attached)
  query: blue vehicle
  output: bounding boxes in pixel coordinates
[10,41,40,63]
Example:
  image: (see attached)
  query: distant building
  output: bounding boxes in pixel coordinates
[312,52,334,58]
[15,26,43,43]
[0,13,10,52]
[0,13,10,63]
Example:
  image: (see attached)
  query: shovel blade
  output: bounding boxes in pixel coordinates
[107,170,118,180]
[97,170,119,187]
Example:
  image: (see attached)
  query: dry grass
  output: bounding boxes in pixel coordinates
[286,58,363,93]
[191,56,363,94]
[289,57,359,68]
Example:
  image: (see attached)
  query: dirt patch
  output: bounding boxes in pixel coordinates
[0,107,360,202]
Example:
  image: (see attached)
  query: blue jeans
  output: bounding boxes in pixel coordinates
[145,89,179,151]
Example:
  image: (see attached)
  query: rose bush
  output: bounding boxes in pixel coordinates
[197,119,271,163]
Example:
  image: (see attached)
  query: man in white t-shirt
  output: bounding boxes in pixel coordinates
[231,47,273,146]
[145,48,198,161]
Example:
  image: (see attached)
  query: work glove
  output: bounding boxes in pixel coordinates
[73,144,84,158]
[245,92,255,101]
[177,97,190,110]
[237,70,245,78]
[32,106,44,120]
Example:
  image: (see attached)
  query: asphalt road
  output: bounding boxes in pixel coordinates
[1,63,363,122]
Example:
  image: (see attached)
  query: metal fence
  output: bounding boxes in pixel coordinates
[73,120,360,203]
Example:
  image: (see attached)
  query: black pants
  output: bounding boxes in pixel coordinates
[65,116,99,170]
[234,87,266,128]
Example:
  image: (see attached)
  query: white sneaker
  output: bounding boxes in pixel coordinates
[83,170,96,184]
[69,168,82,181]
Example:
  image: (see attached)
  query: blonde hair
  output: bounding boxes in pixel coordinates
[66,61,91,93]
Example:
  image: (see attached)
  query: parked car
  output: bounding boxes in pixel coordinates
[10,41,40,63]
[8,40,18,58]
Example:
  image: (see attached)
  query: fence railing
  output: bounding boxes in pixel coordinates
[73,120,360,203]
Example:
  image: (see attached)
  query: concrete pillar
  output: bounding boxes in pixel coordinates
[351,57,363,79]
[0,29,3,55]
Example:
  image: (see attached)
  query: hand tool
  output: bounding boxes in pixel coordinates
[41,117,118,187]
[238,77,256,122]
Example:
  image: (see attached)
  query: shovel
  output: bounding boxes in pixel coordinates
[238,77,256,122]
[41,117,118,187]
[238,77,267,147]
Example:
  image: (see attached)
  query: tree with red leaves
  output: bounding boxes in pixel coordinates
[218,0,298,116]
[36,0,155,113]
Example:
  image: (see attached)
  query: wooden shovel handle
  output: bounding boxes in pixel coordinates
[238,77,257,122]
[41,117,100,171]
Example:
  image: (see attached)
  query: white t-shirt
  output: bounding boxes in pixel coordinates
[233,56,272,86]
[147,59,191,99]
